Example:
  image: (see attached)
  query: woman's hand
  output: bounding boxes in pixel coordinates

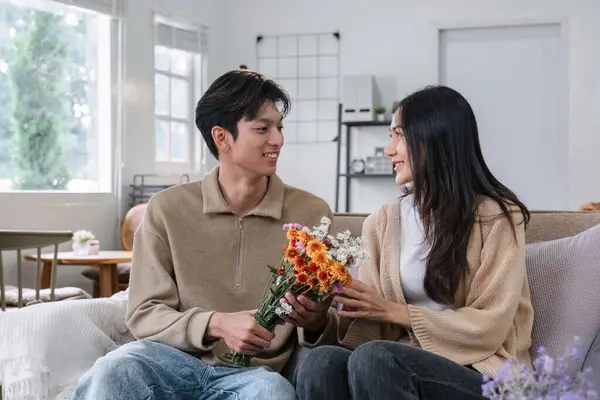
[335,280,411,327]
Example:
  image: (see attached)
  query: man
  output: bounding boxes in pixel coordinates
[73,70,336,399]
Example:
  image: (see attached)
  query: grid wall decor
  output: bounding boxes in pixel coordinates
[256,32,340,144]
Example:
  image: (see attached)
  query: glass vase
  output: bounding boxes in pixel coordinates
[72,240,91,256]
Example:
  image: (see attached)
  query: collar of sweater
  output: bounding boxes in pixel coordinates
[201,166,285,219]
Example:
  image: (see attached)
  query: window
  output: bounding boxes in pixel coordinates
[153,14,208,173]
[0,0,118,192]
[154,46,194,164]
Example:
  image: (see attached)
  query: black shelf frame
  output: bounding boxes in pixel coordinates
[128,173,190,208]
[334,103,394,212]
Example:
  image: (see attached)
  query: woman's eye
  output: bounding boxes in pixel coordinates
[256,126,268,132]
[277,126,284,132]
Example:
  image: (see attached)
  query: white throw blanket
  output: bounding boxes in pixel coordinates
[0,290,134,400]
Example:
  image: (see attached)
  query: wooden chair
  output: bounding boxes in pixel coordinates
[81,204,147,297]
[580,202,600,211]
[0,230,72,311]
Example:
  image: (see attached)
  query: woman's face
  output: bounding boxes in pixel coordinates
[385,110,413,185]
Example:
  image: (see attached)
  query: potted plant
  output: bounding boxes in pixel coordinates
[374,106,386,121]
[72,229,95,256]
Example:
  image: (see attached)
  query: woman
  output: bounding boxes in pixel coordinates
[295,86,534,399]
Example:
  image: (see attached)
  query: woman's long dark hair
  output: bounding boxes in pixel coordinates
[399,86,530,305]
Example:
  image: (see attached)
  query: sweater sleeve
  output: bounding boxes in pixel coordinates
[126,201,217,353]
[407,209,527,365]
[338,212,385,347]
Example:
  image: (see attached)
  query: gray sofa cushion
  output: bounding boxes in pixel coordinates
[525,224,600,378]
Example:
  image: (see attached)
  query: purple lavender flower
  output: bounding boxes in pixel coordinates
[482,337,597,399]
[323,238,331,246]
[282,223,304,230]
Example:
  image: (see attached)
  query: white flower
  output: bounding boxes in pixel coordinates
[336,230,351,242]
[335,248,349,265]
[327,234,340,248]
[275,302,293,317]
[327,249,337,260]
[73,229,95,242]
[309,216,333,241]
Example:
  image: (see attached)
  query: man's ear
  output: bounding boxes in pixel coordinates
[212,126,230,153]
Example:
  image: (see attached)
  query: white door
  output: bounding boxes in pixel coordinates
[439,23,568,210]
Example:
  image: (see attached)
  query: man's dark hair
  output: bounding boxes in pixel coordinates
[195,70,291,159]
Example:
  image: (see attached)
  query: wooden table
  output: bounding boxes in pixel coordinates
[24,251,132,298]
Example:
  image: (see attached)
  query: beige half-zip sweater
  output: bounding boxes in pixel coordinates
[126,166,332,372]
[301,198,534,377]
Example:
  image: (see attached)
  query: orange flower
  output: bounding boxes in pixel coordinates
[307,261,320,275]
[312,252,330,268]
[306,240,327,256]
[320,279,331,292]
[294,256,306,269]
[286,229,300,241]
[296,272,309,284]
[309,277,319,289]
[285,246,299,261]
[330,261,347,281]
[344,273,353,286]
[318,270,330,282]
[297,230,313,245]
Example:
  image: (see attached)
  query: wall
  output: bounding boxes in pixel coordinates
[1,0,227,291]
[222,0,600,213]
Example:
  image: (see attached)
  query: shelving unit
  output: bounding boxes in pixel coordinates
[334,104,395,212]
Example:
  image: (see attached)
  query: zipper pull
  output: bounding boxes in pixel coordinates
[238,218,243,230]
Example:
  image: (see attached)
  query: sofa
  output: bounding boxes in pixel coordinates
[2,210,600,399]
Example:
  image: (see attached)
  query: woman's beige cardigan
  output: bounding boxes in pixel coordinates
[301,198,534,377]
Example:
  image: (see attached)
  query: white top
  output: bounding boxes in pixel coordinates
[399,193,452,311]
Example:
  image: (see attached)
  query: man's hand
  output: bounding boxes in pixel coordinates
[206,310,274,355]
[335,280,410,327]
[278,293,331,331]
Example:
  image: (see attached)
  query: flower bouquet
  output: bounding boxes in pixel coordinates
[227,216,368,367]
[482,337,597,399]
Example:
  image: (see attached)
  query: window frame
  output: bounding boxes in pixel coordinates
[153,47,197,172]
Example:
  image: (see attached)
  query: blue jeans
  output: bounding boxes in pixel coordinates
[72,340,296,400]
[295,341,485,399]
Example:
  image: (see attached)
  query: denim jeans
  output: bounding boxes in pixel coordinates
[72,340,295,400]
[295,340,486,399]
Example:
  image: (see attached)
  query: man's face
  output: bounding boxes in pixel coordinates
[227,101,284,178]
